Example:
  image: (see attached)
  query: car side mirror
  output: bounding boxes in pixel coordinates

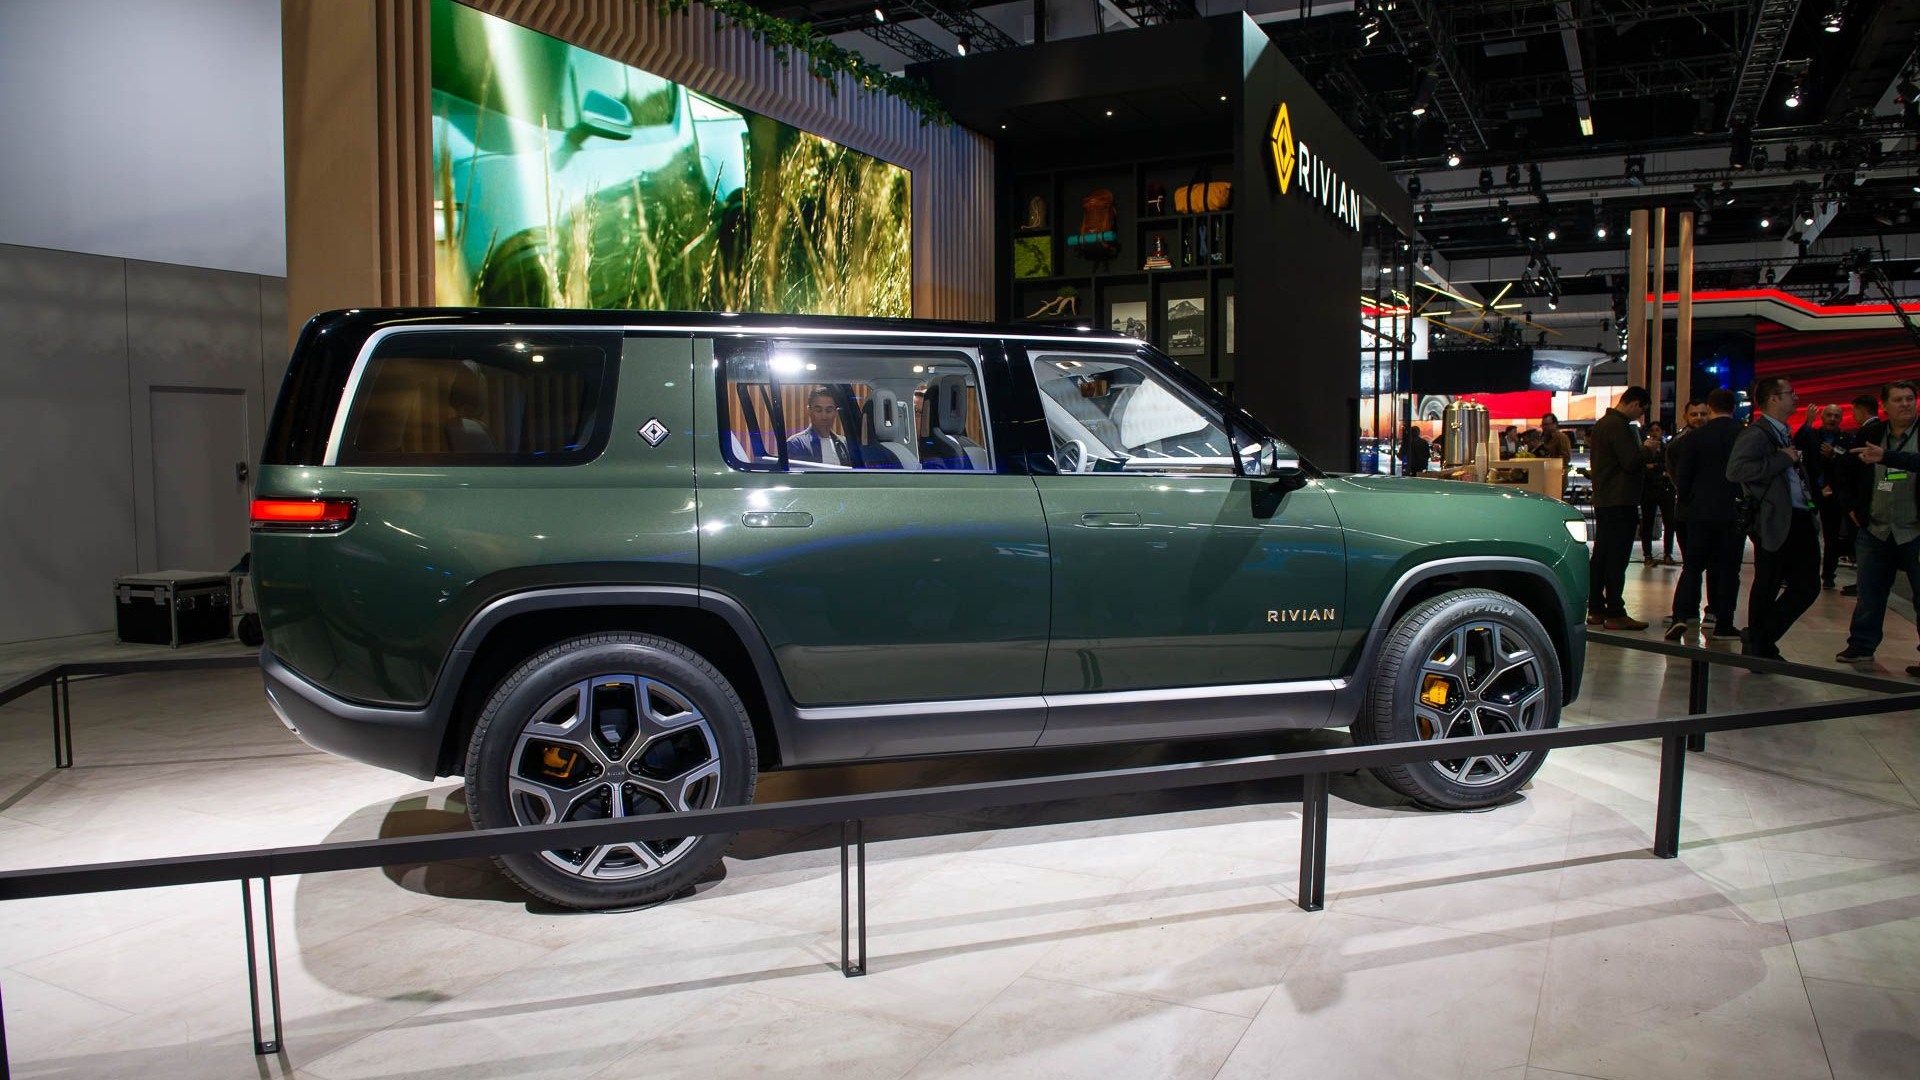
[1242,440,1305,483]
[570,89,634,143]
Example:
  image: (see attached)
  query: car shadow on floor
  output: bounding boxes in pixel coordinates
[346,727,1441,909]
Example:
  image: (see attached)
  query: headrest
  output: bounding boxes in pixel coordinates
[865,389,904,442]
[931,375,971,430]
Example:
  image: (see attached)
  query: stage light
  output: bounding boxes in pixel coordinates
[1498,199,1510,222]
[873,7,885,21]
[1595,223,1608,239]
[1730,122,1752,170]
[1506,163,1521,186]
[1766,267,1777,283]
[1410,67,1437,116]
[1408,175,1422,198]
[1760,215,1771,228]
[1784,77,1802,108]
[1546,227,1558,241]
[1445,146,1462,168]
[1478,167,1494,192]
[956,37,969,55]
[1623,156,1645,186]
[1823,5,1842,33]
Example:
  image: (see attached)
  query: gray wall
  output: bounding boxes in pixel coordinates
[0,242,287,643]
[0,0,286,277]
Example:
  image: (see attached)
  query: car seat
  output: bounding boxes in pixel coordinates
[444,367,496,454]
[859,389,918,469]
[926,376,988,470]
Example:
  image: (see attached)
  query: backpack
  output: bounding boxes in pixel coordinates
[1067,189,1119,261]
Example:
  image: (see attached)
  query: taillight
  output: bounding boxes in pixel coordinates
[250,498,356,532]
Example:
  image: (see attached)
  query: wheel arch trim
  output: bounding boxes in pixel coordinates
[1337,556,1582,714]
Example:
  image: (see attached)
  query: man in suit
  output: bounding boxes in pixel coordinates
[1835,380,1920,667]
[786,388,850,466]
[1838,393,1884,597]
[1795,403,1850,589]
[1665,399,1710,571]
[1588,386,1659,629]
[1728,376,1821,660]
[1667,389,1744,641]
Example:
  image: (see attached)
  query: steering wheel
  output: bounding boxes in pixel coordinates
[1056,439,1092,474]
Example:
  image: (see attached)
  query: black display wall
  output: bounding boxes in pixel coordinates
[1237,39,1410,470]
[915,16,1411,471]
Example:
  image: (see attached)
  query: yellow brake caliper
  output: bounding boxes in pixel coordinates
[540,745,580,780]
[1418,674,1451,739]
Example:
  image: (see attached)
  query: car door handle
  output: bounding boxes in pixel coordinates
[1079,512,1140,528]
[742,511,813,528]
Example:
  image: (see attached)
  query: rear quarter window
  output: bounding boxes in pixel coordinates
[332,330,620,466]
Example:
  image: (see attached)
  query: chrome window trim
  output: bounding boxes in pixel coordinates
[792,677,1346,723]
[326,322,1120,466]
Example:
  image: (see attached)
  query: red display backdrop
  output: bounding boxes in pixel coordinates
[1755,320,1920,417]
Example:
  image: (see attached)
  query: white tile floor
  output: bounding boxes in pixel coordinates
[2,562,1917,1080]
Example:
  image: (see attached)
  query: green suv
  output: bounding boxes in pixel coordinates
[254,309,1589,910]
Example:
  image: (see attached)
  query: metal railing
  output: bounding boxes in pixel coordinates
[0,635,1913,1074]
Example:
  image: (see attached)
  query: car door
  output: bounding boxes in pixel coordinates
[1008,342,1347,741]
[692,331,1051,753]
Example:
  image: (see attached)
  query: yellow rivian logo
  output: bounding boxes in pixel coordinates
[1269,103,1295,195]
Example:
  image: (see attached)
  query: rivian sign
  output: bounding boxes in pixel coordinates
[1268,102,1361,233]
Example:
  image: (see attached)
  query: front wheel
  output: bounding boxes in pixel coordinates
[465,633,757,910]
[1354,589,1561,809]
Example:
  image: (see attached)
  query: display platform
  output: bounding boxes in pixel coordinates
[0,570,1915,1080]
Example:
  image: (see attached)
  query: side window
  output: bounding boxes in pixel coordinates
[1029,350,1261,476]
[334,331,618,466]
[717,340,991,472]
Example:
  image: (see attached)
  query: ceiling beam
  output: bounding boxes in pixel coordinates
[861,20,950,63]
[894,0,1020,52]
[1724,0,1805,126]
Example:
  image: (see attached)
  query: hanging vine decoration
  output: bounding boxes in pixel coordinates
[653,0,953,127]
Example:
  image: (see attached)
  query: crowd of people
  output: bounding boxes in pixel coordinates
[1577,378,1920,676]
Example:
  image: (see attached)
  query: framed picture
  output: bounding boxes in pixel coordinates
[1110,300,1148,340]
[1012,235,1053,279]
[1165,296,1206,356]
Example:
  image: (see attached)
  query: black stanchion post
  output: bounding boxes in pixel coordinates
[1653,734,1686,858]
[1298,772,1328,912]
[50,674,73,770]
[240,878,284,1054]
[839,820,867,977]
[1687,658,1709,752]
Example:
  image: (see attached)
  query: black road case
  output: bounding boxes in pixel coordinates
[115,571,232,647]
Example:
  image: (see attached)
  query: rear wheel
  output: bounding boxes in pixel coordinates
[465,633,756,910]
[1355,589,1560,809]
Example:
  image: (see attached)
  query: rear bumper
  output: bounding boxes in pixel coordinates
[261,648,443,779]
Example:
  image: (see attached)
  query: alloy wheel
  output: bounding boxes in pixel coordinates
[1412,620,1548,787]
[506,674,722,879]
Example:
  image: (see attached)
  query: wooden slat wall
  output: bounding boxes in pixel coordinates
[283,0,994,344]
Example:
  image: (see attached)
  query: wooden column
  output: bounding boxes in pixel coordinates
[1626,208,1650,389]
[281,0,432,346]
[1677,211,1695,411]
[1649,207,1666,405]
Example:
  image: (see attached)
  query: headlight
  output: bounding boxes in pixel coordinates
[1564,518,1590,544]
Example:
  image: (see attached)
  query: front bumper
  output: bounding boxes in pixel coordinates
[261,648,444,779]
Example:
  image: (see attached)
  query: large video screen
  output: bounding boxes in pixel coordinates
[430,0,911,316]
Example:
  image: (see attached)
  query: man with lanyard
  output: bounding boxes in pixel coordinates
[1836,380,1920,669]
[1727,376,1822,660]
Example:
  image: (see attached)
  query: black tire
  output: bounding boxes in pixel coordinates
[464,632,757,910]
[1355,589,1561,809]
[236,614,263,647]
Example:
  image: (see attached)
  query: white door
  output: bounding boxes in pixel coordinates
[151,387,250,571]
